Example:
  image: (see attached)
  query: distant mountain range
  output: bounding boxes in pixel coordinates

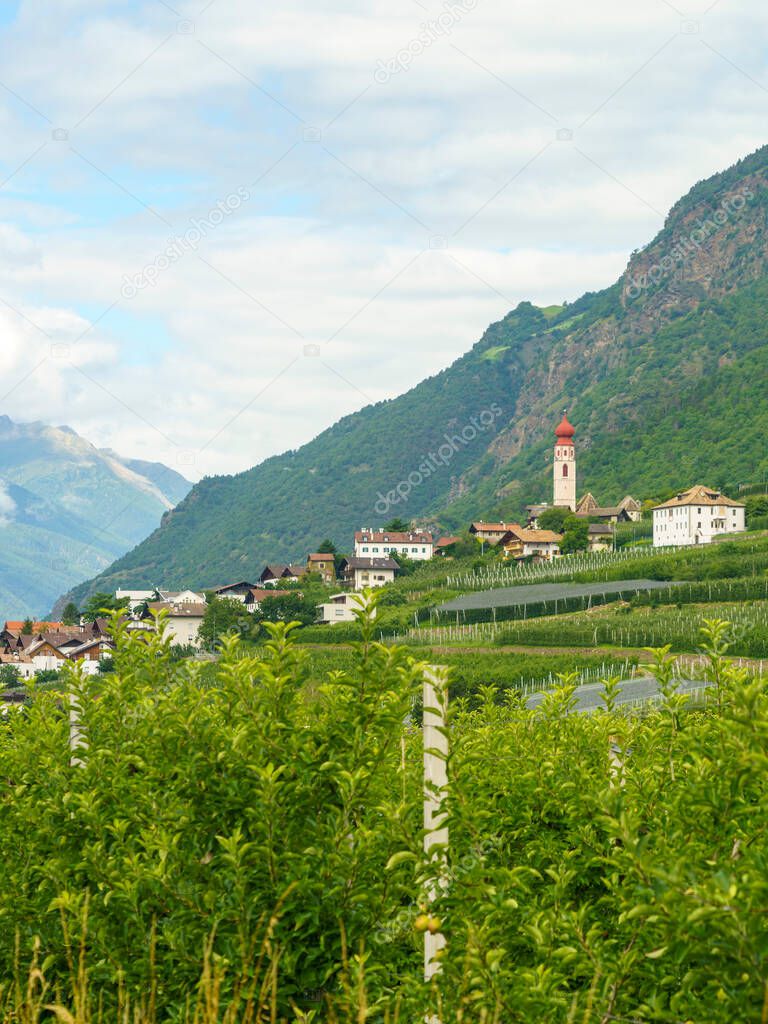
[62,144,768,605]
[0,416,190,620]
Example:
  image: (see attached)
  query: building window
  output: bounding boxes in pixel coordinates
[563,464,568,478]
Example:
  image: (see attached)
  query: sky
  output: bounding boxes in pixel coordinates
[0,0,765,481]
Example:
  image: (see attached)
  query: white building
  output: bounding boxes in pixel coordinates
[587,524,614,552]
[116,588,204,612]
[116,589,156,612]
[553,413,576,510]
[340,557,398,591]
[354,529,433,560]
[652,486,746,547]
[145,601,207,647]
[317,593,374,625]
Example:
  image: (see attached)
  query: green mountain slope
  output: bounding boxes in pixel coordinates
[0,418,191,620]
[64,144,768,602]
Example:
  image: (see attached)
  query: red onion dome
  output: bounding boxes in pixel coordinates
[555,413,575,444]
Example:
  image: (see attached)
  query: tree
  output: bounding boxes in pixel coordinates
[197,596,255,649]
[560,515,590,554]
[746,495,768,522]
[0,665,22,689]
[21,618,34,635]
[82,592,130,622]
[441,532,483,559]
[317,539,345,577]
[538,507,572,533]
[383,517,410,532]
[389,551,416,576]
[255,591,317,626]
[61,602,80,626]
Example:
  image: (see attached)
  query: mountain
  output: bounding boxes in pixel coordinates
[0,417,191,620]
[64,144,768,603]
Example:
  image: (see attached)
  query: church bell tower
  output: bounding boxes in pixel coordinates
[553,412,576,511]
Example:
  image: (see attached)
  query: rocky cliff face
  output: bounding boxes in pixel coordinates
[458,147,768,510]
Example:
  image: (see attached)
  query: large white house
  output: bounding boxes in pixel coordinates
[354,529,433,560]
[340,557,398,590]
[652,486,746,547]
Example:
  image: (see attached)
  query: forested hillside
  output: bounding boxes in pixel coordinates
[63,144,768,602]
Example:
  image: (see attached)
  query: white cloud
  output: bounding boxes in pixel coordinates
[0,0,763,478]
[0,481,16,526]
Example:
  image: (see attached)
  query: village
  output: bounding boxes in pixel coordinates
[0,414,748,672]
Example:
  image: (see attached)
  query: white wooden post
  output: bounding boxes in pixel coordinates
[69,690,86,768]
[424,666,449,988]
[608,734,625,787]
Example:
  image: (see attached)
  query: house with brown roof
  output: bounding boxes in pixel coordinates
[468,521,519,546]
[652,486,745,547]
[587,524,614,552]
[212,581,258,603]
[258,564,306,586]
[354,529,433,560]
[306,553,336,584]
[339,557,398,591]
[500,527,562,561]
[144,601,207,647]
[1,621,115,679]
[575,493,641,523]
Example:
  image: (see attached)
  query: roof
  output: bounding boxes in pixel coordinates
[213,581,257,593]
[66,637,115,657]
[652,485,745,510]
[355,530,433,544]
[502,528,562,544]
[435,536,461,548]
[260,564,305,579]
[588,524,614,535]
[469,522,519,534]
[576,493,598,512]
[341,557,399,571]
[147,601,207,617]
[307,552,334,562]
[261,564,287,577]
[574,507,631,519]
[4,621,62,633]
[577,494,640,515]
[247,588,280,602]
